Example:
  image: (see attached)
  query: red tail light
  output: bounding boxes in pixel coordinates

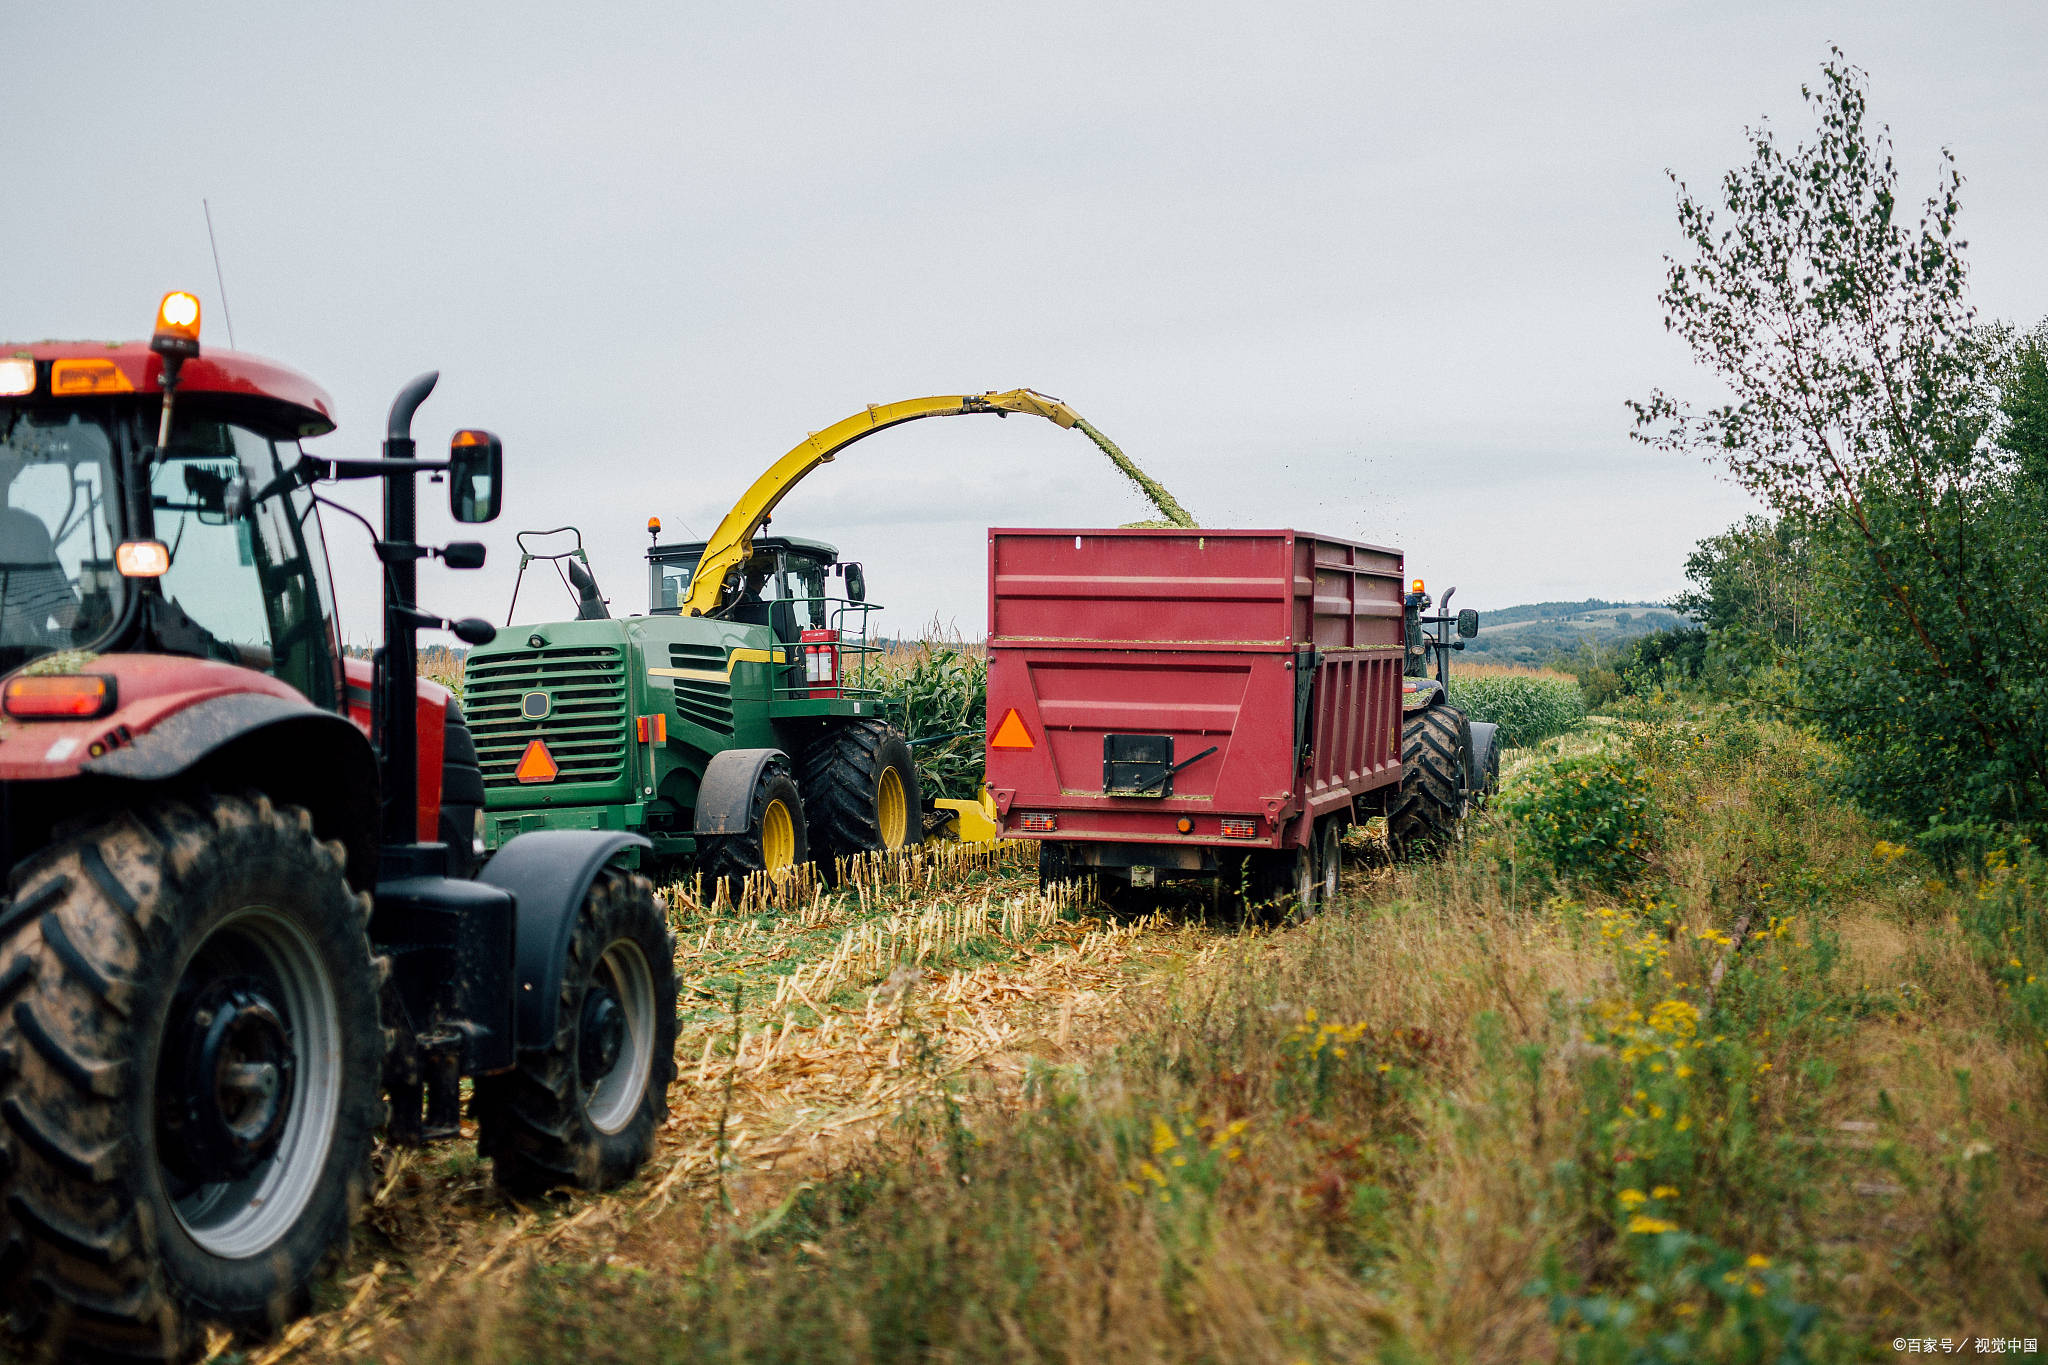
[4,674,116,720]
[1018,813,1057,833]
[1220,817,1258,839]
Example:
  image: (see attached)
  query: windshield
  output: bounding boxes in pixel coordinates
[0,407,123,672]
[650,553,699,613]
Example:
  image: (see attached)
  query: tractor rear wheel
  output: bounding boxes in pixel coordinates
[474,867,676,1194]
[698,761,809,891]
[799,721,920,870]
[0,793,384,1360]
[1388,704,1470,858]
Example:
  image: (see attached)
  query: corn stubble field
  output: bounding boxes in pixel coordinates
[229,686,2044,1365]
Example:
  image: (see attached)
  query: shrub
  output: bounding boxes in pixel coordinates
[1449,672,1588,748]
[1504,756,1660,888]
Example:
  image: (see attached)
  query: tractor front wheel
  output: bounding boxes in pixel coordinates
[0,793,384,1360]
[474,867,676,1194]
[800,720,921,871]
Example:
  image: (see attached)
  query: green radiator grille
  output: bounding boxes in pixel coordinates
[669,642,734,733]
[466,645,629,789]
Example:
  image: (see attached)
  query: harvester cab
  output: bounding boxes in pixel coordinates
[0,294,677,1359]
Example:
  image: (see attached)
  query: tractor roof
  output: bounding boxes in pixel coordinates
[648,535,839,564]
[0,341,337,438]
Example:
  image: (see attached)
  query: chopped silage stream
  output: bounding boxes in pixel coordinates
[226,840,1274,1364]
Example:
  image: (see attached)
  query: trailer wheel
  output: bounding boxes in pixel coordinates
[438,698,485,878]
[1036,842,1072,894]
[699,761,810,888]
[1261,818,1341,920]
[0,793,384,1360]
[800,721,921,868]
[475,867,675,1194]
[1388,704,1469,858]
[1316,819,1342,904]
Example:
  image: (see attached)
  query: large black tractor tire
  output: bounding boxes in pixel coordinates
[698,761,809,891]
[474,867,676,1195]
[799,720,921,870]
[1387,703,1471,859]
[0,793,385,1360]
[438,698,485,879]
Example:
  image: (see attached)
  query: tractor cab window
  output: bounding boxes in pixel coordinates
[150,420,339,707]
[0,408,123,671]
[650,555,697,614]
[785,556,829,630]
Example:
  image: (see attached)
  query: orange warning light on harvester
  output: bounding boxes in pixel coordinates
[515,738,560,783]
[990,708,1034,750]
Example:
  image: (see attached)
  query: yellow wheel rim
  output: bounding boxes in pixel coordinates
[876,767,908,851]
[760,797,796,871]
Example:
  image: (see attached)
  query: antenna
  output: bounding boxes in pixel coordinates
[202,199,237,350]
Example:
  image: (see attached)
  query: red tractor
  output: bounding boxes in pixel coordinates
[0,295,677,1358]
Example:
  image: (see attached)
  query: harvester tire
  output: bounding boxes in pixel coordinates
[475,867,676,1195]
[800,720,921,870]
[1388,704,1469,858]
[0,793,384,1360]
[698,761,809,890]
[438,698,485,878]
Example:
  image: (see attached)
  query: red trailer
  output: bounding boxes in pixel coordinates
[984,527,1407,907]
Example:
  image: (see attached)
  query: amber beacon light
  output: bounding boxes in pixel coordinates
[152,291,202,357]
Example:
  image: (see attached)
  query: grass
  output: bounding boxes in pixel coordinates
[282,700,2045,1364]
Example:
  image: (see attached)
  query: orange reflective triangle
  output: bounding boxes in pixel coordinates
[515,738,560,783]
[990,708,1034,750]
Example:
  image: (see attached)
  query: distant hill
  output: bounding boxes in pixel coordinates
[1459,601,1691,668]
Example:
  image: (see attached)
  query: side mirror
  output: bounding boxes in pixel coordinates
[440,541,487,570]
[843,562,866,603]
[451,617,497,645]
[449,430,502,523]
[1457,609,1479,639]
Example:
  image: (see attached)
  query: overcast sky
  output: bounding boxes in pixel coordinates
[8,3,2045,642]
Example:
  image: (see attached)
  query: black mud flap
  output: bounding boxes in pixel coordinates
[478,829,651,1049]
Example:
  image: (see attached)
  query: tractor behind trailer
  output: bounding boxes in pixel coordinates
[984,528,1490,908]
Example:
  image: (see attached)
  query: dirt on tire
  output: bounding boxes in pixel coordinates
[0,792,385,1360]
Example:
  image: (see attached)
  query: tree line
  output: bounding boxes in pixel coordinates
[1608,50,2048,853]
